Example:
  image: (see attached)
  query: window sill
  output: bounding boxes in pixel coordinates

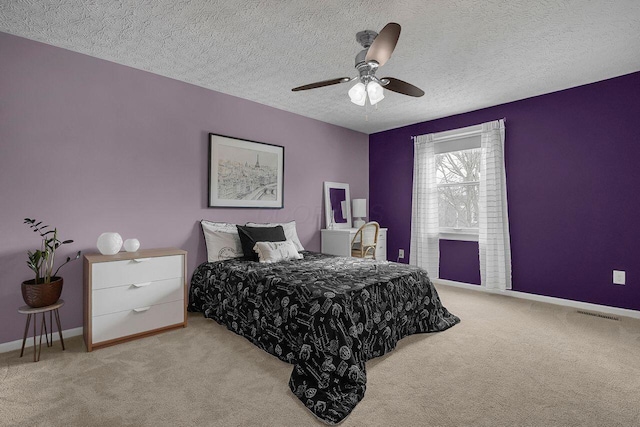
[439,232,479,242]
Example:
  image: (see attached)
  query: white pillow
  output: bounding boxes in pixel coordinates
[245,220,304,251]
[253,240,304,263]
[201,220,243,262]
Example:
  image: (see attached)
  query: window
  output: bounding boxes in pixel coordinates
[411,119,510,287]
[436,148,480,230]
[433,124,482,241]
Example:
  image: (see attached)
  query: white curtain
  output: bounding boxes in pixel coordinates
[410,134,440,278]
[479,119,512,290]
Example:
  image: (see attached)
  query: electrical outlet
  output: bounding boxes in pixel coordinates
[398,249,405,259]
[613,270,625,285]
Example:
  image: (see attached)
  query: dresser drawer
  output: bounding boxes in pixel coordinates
[92,300,184,344]
[376,230,387,261]
[92,255,183,290]
[92,277,184,317]
[377,233,387,249]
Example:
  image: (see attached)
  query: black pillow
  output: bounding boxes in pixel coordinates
[236,225,286,260]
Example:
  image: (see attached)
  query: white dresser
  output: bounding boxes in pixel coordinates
[83,248,187,351]
[321,228,388,261]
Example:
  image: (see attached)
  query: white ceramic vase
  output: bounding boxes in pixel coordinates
[97,232,123,255]
[124,238,141,252]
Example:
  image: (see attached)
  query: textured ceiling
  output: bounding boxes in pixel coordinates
[2,1,640,134]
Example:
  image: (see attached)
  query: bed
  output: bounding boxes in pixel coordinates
[188,251,460,424]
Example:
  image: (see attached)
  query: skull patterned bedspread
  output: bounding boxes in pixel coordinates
[188,252,460,424]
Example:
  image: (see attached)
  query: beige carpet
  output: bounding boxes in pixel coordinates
[1,285,639,427]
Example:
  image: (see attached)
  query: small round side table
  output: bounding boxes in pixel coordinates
[18,299,65,362]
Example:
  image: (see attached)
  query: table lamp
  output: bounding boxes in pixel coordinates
[352,199,366,229]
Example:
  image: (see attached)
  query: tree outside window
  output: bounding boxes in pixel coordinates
[436,148,480,231]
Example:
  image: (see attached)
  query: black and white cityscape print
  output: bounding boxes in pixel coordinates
[189,252,460,424]
[217,145,278,201]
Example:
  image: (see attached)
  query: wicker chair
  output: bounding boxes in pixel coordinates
[351,221,380,259]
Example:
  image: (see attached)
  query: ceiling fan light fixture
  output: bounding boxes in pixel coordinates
[349,82,367,106]
[366,81,385,105]
[291,23,424,110]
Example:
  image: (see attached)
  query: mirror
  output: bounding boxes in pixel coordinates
[323,182,351,229]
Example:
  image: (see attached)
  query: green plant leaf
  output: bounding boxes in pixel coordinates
[25,218,76,282]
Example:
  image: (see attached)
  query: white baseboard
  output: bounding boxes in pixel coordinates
[434,278,640,320]
[0,326,83,354]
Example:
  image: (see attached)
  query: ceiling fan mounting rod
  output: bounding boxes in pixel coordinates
[354,49,380,68]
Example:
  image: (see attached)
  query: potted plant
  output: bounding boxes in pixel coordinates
[22,218,80,308]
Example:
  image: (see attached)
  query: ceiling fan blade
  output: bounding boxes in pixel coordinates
[381,77,425,97]
[292,77,351,92]
[365,23,401,66]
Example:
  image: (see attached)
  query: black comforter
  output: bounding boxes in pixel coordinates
[188,252,459,424]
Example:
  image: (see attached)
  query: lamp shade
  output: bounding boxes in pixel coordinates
[348,82,367,106]
[352,199,366,218]
[366,81,385,105]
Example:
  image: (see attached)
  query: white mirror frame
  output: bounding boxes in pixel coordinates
[323,182,352,229]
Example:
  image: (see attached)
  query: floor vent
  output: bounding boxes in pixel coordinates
[577,310,619,321]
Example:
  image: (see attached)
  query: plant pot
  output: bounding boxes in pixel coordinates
[21,276,63,308]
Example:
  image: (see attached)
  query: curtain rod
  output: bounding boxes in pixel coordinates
[410,117,507,141]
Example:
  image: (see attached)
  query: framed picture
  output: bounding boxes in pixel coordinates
[208,133,284,208]
[323,182,351,229]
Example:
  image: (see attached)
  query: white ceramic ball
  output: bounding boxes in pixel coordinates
[97,232,123,255]
[124,238,141,252]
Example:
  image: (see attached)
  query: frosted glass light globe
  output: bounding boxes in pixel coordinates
[348,82,366,106]
[124,238,141,252]
[97,232,123,255]
[366,81,385,105]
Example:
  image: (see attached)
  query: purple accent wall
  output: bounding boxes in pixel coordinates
[439,240,481,285]
[370,71,640,311]
[0,32,368,345]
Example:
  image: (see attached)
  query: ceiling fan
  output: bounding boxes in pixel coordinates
[292,23,424,107]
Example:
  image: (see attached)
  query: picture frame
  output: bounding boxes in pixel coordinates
[208,133,284,208]
[323,181,351,229]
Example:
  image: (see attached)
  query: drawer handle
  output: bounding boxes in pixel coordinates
[132,258,151,263]
[133,306,151,313]
[131,282,152,288]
